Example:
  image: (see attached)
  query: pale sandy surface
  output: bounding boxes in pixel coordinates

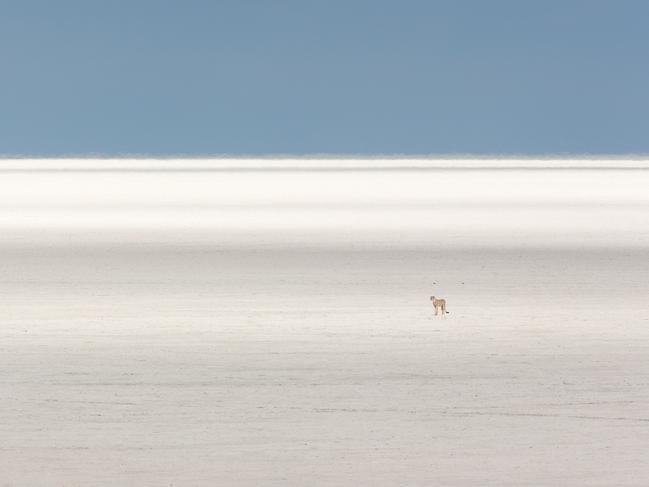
[2,245,649,486]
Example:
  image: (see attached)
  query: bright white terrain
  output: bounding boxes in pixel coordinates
[1,159,648,486]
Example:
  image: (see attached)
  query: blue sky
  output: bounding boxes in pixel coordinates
[1,0,648,155]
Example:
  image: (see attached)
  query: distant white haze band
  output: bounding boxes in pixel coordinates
[2,158,649,248]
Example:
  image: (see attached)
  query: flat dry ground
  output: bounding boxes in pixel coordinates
[1,246,648,486]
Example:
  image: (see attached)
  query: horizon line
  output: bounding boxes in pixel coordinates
[2,153,649,161]
[1,155,649,172]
